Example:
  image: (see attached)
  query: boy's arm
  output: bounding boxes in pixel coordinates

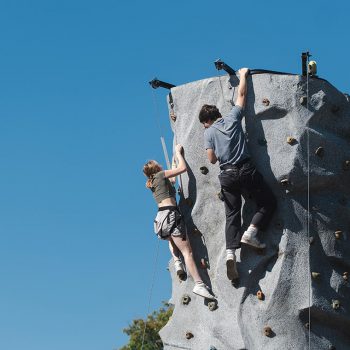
[206,148,217,164]
[236,68,249,109]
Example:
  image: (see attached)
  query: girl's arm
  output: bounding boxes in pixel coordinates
[164,144,187,179]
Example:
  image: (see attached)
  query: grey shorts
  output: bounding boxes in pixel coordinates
[154,206,185,240]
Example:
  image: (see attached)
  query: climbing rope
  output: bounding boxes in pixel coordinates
[306,53,312,350]
[140,239,161,350]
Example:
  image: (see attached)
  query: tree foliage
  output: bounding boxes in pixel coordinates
[119,302,174,350]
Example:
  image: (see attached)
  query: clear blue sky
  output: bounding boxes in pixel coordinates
[0,1,348,349]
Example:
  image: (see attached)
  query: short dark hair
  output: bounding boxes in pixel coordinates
[198,104,222,123]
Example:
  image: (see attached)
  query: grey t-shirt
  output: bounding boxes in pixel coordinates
[151,171,176,203]
[204,105,250,169]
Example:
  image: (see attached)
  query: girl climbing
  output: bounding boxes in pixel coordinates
[143,144,214,299]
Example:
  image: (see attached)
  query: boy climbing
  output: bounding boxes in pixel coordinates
[198,68,277,281]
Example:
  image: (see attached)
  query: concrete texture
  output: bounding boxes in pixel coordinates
[159,73,350,350]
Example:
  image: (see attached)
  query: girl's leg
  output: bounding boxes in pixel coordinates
[170,235,202,283]
[168,240,181,261]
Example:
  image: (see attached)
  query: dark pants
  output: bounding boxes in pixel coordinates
[218,160,277,249]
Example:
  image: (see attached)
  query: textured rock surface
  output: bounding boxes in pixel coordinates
[159,73,350,350]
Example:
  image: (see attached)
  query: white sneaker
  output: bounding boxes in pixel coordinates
[174,260,186,278]
[241,231,266,249]
[193,283,215,299]
[226,256,239,280]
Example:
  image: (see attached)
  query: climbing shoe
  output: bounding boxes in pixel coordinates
[226,256,239,281]
[193,283,215,299]
[241,231,266,249]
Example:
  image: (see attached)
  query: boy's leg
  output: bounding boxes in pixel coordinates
[219,172,241,280]
[241,167,277,248]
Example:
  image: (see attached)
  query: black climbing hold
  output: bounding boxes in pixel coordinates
[149,78,176,90]
[300,96,307,105]
[331,104,340,113]
[192,227,201,236]
[185,331,194,339]
[315,147,324,157]
[210,347,217,350]
[343,272,349,281]
[343,160,350,171]
[305,322,310,329]
[200,166,209,175]
[262,98,270,106]
[214,59,235,75]
[258,138,267,146]
[263,326,273,337]
[309,237,315,245]
[208,300,218,311]
[329,345,336,350]
[217,191,224,201]
[339,197,347,206]
[181,294,191,305]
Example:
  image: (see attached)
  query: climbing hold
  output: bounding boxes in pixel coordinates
[263,326,273,337]
[343,160,350,171]
[185,198,193,207]
[170,110,177,122]
[257,290,265,300]
[181,294,191,305]
[334,230,342,239]
[332,299,340,310]
[338,197,347,206]
[185,331,194,339]
[200,258,207,269]
[300,96,307,105]
[309,237,315,245]
[177,187,182,194]
[308,60,317,75]
[200,166,209,175]
[329,345,336,350]
[208,300,218,311]
[262,98,270,106]
[287,136,297,145]
[210,347,217,350]
[315,147,324,157]
[331,104,340,113]
[305,322,310,329]
[217,191,224,201]
[192,227,201,236]
[280,178,290,186]
[343,272,349,281]
[275,221,283,229]
[258,138,267,146]
[312,272,321,279]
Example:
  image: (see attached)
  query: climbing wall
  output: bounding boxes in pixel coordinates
[159,73,350,350]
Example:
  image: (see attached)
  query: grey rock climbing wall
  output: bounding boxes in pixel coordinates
[159,73,350,350]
